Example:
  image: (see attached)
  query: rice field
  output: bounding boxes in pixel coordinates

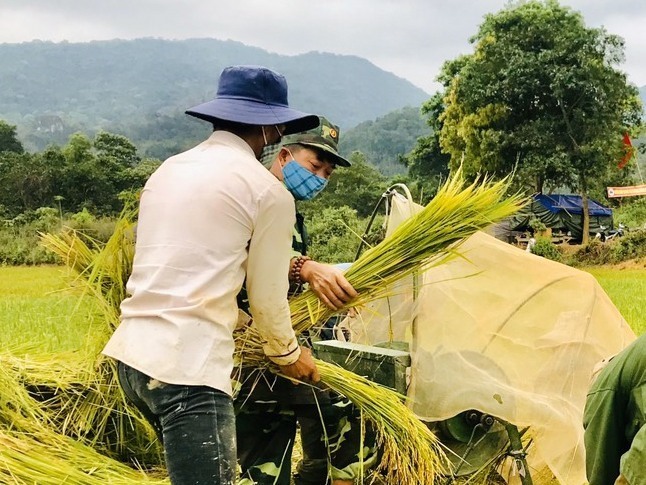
[0,263,644,355]
[0,265,104,356]
[582,266,646,335]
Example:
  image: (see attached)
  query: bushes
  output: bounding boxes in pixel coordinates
[0,207,116,265]
[529,237,563,262]
[614,198,646,230]
[569,230,646,266]
[527,229,646,266]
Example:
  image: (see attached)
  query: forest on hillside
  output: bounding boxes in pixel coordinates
[0,38,429,152]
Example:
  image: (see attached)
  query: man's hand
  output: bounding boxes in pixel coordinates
[299,260,357,310]
[279,346,320,384]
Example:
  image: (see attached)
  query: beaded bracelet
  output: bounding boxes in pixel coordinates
[290,255,311,285]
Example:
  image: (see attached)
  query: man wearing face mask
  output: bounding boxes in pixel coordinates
[102,65,321,485]
[236,117,378,485]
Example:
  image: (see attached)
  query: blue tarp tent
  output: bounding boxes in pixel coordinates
[508,194,614,241]
[534,194,613,217]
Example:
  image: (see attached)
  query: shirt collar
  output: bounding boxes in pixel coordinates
[205,130,257,158]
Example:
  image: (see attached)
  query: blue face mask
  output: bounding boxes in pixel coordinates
[282,159,328,201]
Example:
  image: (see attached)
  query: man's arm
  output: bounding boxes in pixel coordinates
[246,184,319,383]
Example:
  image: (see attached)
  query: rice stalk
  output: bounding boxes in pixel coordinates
[314,359,450,484]
[0,429,168,484]
[0,346,162,467]
[39,209,162,464]
[40,205,137,332]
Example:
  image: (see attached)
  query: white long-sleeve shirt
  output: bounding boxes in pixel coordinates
[103,131,300,395]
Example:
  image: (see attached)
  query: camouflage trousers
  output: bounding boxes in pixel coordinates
[235,379,378,485]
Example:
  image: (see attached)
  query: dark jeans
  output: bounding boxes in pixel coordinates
[117,361,237,485]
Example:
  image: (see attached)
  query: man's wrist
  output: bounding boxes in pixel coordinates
[266,344,301,366]
[290,255,311,285]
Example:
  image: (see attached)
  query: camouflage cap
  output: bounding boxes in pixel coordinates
[260,116,351,168]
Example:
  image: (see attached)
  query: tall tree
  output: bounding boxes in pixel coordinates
[404,90,453,200]
[435,0,642,242]
[0,120,24,154]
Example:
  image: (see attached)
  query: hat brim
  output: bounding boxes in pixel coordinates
[185,98,319,135]
[298,142,352,167]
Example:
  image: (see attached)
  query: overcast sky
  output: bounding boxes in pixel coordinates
[1,0,644,94]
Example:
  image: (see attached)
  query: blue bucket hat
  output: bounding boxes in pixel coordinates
[186,65,319,135]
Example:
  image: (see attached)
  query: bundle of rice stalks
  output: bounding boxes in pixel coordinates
[37,213,162,465]
[0,429,168,484]
[233,172,523,483]
[0,346,161,467]
[40,208,136,332]
[315,359,449,484]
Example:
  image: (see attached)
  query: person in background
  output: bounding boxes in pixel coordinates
[102,65,320,485]
[583,333,646,485]
[236,117,378,485]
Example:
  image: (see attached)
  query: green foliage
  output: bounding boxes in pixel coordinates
[70,208,95,227]
[0,215,60,265]
[404,91,452,195]
[570,230,646,266]
[0,39,428,154]
[305,206,365,263]
[426,0,643,245]
[340,106,428,176]
[529,236,562,262]
[0,120,24,154]
[0,127,160,218]
[528,217,547,233]
[0,207,116,265]
[614,197,646,230]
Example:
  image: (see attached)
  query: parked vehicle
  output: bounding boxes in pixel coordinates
[594,223,626,242]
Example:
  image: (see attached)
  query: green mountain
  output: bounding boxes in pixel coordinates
[0,38,430,154]
[341,106,429,176]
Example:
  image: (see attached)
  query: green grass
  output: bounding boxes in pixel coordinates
[0,265,104,356]
[1,265,643,353]
[582,266,646,335]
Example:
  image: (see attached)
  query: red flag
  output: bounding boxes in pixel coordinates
[618,132,634,169]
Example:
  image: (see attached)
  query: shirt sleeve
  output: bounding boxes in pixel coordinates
[583,387,625,485]
[621,422,646,485]
[246,183,301,366]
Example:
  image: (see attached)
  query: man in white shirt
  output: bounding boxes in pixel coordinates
[103,65,320,485]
